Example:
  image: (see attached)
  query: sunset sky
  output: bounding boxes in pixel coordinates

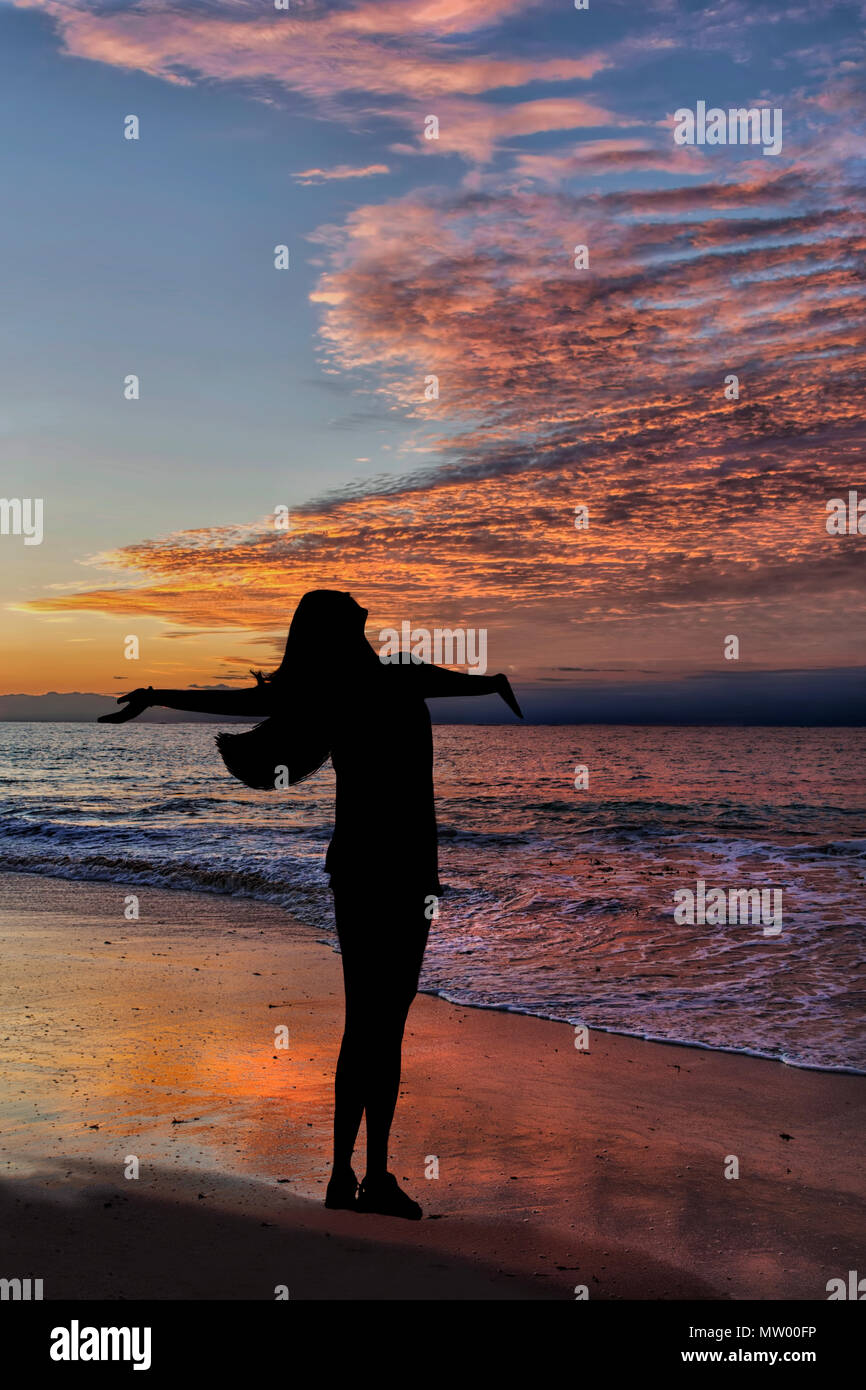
[1,0,864,711]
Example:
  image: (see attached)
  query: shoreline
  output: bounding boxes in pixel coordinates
[3,862,861,1078]
[0,870,864,1300]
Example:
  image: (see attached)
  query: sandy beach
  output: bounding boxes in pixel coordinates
[0,870,862,1301]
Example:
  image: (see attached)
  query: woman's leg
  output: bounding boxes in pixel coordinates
[331,890,366,1178]
[331,888,429,1185]
[359,897,430,1182]
[332,1005,367,1176]
[361,987,415,1180]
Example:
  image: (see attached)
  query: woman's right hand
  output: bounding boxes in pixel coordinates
[97,687,154,723]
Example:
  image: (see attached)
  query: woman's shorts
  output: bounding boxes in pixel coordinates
[330,880,433,1000]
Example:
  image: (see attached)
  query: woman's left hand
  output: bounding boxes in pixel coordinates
[495,673,524,719]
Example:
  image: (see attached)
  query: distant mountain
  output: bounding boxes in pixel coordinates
[0,693,252,723]
[0,668,864,724]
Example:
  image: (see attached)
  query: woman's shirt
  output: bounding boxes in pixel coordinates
[325,660,442,894]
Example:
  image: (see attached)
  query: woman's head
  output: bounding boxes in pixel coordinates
[216,589,372,789]
[271,590,370,685]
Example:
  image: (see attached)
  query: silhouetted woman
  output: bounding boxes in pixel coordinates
[101,589,522,1219]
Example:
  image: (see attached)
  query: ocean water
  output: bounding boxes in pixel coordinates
[0,722,863,1073]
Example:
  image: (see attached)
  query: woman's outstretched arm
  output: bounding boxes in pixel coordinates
[408,663,523,718]
[98,683,272,723]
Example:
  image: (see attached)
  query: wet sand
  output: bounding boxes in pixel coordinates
[0,872,862,1300]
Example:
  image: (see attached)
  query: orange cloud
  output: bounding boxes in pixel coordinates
[14,1,866,677]
[23,142,865,675]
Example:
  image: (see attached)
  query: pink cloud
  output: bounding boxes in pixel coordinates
[293,163,391,185]
[512,139,712,182]
[14,0,612,137]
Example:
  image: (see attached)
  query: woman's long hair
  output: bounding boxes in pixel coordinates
[215,589,369,790]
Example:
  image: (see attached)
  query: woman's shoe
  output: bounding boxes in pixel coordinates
[324,1167,358,1210]
[355,1172,422,1220]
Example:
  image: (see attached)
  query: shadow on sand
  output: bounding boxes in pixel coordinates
[0,1158,721,1300]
